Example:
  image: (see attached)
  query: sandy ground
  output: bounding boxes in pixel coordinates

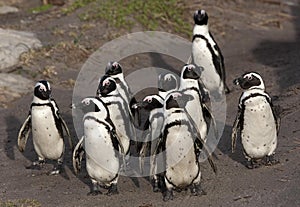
[0,0,300,206]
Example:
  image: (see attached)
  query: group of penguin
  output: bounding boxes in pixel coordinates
[17,9,280,201]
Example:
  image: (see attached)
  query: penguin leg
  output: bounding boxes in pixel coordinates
[246,159,261,169]
[26,157,45,170]
[87,179,102,196]
[48,158,63,175]
[190,171,206,196]
[162,177,174,201]
[106,178,119,196]
[265,154,279,166]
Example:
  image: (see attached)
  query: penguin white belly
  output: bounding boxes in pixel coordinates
[242,97,277,159]
[183,90,207,141]
[192,39,223,93]
[31,106,64,160]
[107,104,130,154]
[165,125,199,187]
[84,120,119,184]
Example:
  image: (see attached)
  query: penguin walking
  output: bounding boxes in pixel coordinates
[232,72,280,169]
[158,72,179,99]
[73,97,122,195]
[155,92,216,201]
[97,75,136,157]
[191,9,230,98]
[133,94,165,192]
[179,64,217,143]
[18,80,71,175]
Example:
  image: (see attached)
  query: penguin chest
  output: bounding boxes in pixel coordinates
[241,97,277,158]
[84,119,119,183]
[31,106,64,160]
[165,125,199,188]
[107,103,130,153]
[183,91,207,140]
[192,39,222,91]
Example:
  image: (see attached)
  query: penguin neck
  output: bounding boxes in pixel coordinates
[32,96,50,104]
[193,24,209,36]
[84,111,107,121]
[179,78,199,90]
[240,88,269,103]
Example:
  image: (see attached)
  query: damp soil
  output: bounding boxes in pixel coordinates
[0,0,300,206]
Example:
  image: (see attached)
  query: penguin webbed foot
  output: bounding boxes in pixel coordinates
[246,159,262,169]
[190,183,206,196]
[26,159,45,170]
[88,183,102,196]
[265,155,279,166]
[106,184,119,196]
[163,189,174,201]
[152,180,160,192]
[47,161,63,175]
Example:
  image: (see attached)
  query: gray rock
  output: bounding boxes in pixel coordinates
[0,73,34,107]
[0,6,19,14]
[0,28,42,70]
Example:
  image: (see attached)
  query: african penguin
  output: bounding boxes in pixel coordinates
[158,72,179,99]
[179,64,216,143]
[97,75,136,157]
[73,97,121,195]
[105,61,137,119]
[17,80,71,175]
[232,72,280,169]
[156,92,215,201]
[191,9,230,98]
[133,94,165,192]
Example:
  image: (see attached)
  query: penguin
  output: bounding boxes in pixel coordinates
[17,80,71,175]
[179,64,217,143]
[133,94,165,192]
[105,61,140,134]
[191,9,230,98]
[96,75,136,157]
[232,72,280,169]
[158,72,179,99]
[73,97,122,195]
[155,92,216,201]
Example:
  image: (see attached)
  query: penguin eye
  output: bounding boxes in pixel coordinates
[167,77,171,81]
[105,81,111,86]
[187,67,192,71]
[147,99,152,103]
[39,87,43,92]
[248,76,253,80]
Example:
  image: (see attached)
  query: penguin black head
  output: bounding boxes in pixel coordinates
[134,95,164,111]
[194,10,208,26]
[34,80,51,100]
[181,64,204,80]
[81,97,109,117]
[97,75,117,97]
[165,92,194,110]
[105,61,123,76]
[233,72,265,90]
[158,73,178,92]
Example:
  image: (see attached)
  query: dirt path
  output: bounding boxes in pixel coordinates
[0,0,300,206]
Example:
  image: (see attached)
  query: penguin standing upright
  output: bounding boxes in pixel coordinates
[179,64,216,143]
[18,80,71,175]
[158,72,179,99]
[155,92,216,201]
[97,75,136,157]
[133,94,165,192]
[232,72,280,169]
[73,97,122,195]
[191,9,230,97]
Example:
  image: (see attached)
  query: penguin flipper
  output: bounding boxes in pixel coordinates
[17,114,31,152]
[202,104,218,139]
[72,136,85,175]
[60,116,74,150]
[231,109,241,153]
